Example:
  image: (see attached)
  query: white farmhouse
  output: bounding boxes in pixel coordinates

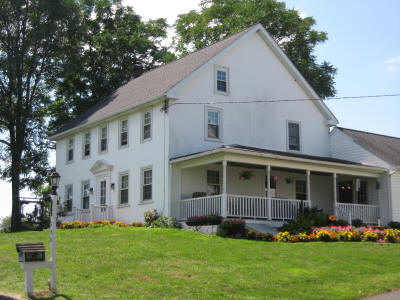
[50,24,399,225]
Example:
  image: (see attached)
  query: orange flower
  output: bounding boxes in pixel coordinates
[328,215,336,222]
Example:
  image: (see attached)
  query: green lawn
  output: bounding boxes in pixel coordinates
[1,227,400,299]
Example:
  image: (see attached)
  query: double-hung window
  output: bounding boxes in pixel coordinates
[215,65,229,94]
[67,138,74,163]
[82,182,90,209]
[120,120,128,147]
[65,185,73,212]
[99,126,108,153]
[288,122,300,151]
[295,180,307,200]
[206,108,222,141]
[207,170,220,195]
[142,168,152,201]
[83,132,91,158]
[142,110,152,142]
[119,173,129,204]
[358,181,368,204]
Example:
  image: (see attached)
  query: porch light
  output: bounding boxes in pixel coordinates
[49,172,60,194]
[111,183,115,190]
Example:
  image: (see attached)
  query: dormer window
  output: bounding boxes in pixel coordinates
[99,126,108,153]
[288,121,300,151]
[214,65,229,95]
[67,138,74,163]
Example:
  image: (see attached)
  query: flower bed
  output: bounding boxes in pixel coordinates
[60,220,142,229]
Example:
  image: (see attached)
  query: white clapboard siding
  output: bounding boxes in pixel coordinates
[391,172,400,222]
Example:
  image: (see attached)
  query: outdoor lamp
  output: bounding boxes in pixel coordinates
[49,171,60,194]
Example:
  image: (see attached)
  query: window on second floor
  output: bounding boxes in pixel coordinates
[83,132,91,158]
[120,119,128,148]
[206,108,222,141]
[142,110,152,142]
[65,185,73,212]
[288,122,300,151]
[67,138,74,163]
[99,126,108,153]
[215,65,229,94]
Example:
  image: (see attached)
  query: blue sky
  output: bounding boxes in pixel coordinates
[1,0,399,218]
[284,0,400,137]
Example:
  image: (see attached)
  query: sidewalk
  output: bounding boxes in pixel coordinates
[364,290,400,300]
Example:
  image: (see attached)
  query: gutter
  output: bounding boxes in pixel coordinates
[49,93,167,141]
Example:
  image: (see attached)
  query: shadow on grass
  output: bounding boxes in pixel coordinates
[30,291,73,300]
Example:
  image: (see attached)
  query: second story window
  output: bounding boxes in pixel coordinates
[65,185,73,212]
[206,108,222,141]
[83,132,91,158]
[142,110,152,142]
[67,138,74,163]
[100,126,108,153]
[120,119,128,147]
[215,65,229,94]
[288,122,300,151]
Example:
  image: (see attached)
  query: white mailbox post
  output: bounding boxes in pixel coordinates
[17,171,60,297]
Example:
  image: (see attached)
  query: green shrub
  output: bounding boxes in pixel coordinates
[388,221,400,229]
[0,216,11,233]
[151,216,181,228]
[144,209,159,226]
[216,219,246,238]
[352,219,364,227]
[186,215,222,226]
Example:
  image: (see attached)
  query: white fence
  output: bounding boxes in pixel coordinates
[336,203,379,224]
[180,194,310,221]
[180,195,222,219]
[73,205,113,222]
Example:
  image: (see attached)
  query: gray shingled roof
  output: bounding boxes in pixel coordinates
[52,26,255,137]
[338,127,400,166]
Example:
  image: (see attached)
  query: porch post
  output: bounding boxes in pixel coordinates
[221,160,227,218]
[267,165,272,220]
[333,173,337,216]
[306,170,311,207]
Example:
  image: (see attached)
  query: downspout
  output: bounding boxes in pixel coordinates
[161,99,170,216]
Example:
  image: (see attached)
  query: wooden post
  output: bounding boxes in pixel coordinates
[222,160,227,218]
[267,165,272,220]
[25,267,34,297]
[306,170,311,207]
[333,173,337,216]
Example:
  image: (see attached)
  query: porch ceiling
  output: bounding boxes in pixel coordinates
[170,145,386,178]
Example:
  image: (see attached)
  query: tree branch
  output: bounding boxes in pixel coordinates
[0,139,10,146]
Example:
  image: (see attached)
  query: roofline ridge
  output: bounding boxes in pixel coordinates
[337,126,400,140]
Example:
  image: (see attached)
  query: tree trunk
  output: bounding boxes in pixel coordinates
[10,151,22,232]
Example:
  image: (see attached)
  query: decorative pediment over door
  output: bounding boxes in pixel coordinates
[90,159,114,175]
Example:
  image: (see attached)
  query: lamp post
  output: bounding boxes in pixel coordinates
[49,171,60,293]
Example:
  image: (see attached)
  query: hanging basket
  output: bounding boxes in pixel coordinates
[238,170,255,180]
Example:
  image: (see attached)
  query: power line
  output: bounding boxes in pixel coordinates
[169,93,400,106]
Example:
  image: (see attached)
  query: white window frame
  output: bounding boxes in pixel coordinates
[207,170,220,195]
[82,132,91,159]
[99,125,108,154]
[119,119,129,149]
[141,166,153,202]
[214,65,229,95]
[81,180,90,209]
[119,171,129,205]
[64,184,73,212]
[141,109,152,143]
[204,106,223,142]
[66,137,74,164]
[287,120,301,152]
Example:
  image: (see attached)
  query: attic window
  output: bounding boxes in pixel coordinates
[288,122,300,151]
[214,65,229,94]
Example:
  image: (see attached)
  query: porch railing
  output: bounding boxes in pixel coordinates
[335,202,379,224]
[180,194,310,221]
[180,195,222,220]
[73,204,113,222]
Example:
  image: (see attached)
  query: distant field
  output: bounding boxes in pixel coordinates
[1,227,400,299]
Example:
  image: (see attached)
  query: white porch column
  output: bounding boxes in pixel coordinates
[267,165,272,220]
[306,170,311,207]
[90,203,95,222]
[221,160,227,218]
[333,173,337,216]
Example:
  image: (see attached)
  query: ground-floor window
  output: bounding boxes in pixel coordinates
[82,182,90,209]
[357,181,368,204]
[207,170,220,195]
[120,173,129,204]
[295,180,307,200]
[142,168,152,201]
[65,185,73,212]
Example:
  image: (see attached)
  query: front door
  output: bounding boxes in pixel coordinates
[97,175,109,207]
[338,180,353,203]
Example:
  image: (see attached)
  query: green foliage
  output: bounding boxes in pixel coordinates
[388,222,400,230]
[50,0,176,132]
[151,216,181,228]
[352,219,365,227]
[279,207,348,234]
[174,0,336,98]
[143,209,159,226]
[0,216,11,233]
[216,219,246,237]
[186,215,223,226]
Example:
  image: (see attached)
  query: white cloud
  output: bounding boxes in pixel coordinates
[294,7,307,19]
[384,55,400,72]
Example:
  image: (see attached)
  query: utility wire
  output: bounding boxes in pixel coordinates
[169,93,400,106]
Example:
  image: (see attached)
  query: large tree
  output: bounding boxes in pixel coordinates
[50,0,175,131]
[174,0,336,98]
[0,0,81,231]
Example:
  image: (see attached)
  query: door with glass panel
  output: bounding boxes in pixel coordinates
[97,175,109,212]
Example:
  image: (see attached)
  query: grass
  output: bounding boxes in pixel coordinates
[1,227,400,299]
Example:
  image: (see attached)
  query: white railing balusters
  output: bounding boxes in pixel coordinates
[180,195,222,220]
[335,203,379,224]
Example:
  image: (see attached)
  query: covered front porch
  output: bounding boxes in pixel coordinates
[170,146,384,224]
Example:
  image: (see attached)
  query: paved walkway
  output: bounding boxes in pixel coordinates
[363,290,400,300]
